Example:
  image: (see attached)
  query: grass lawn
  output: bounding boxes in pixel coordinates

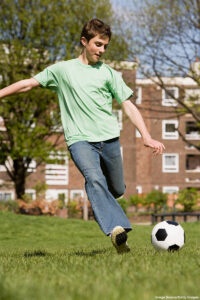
[0,211,200,300]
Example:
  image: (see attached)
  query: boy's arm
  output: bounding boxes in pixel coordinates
[0,78,40,99]
[122,99,165,155]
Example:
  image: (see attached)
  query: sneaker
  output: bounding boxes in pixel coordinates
[111,226,130,254]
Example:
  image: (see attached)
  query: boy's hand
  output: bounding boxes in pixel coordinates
[143,137,165,155]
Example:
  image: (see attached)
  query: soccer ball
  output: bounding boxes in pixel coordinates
[151,220,185,251]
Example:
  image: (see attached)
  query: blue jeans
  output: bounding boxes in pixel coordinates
[68,138,132,235]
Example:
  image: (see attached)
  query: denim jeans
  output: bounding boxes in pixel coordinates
[68,138,132,235]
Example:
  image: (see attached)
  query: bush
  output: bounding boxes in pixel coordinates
[177,188,199,212]
[0,200,19,213]
[144,190,168,213]
[17,199,59,216]
[129,194,144,212]
[67,199,80,218]
[117,197,129,214]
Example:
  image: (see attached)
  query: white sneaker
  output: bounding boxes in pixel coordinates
[111,226,130,254]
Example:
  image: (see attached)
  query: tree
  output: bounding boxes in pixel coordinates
[129,0,200,150]
[0,0,130,199]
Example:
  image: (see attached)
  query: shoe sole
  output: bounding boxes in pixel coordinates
[111,226,130,254]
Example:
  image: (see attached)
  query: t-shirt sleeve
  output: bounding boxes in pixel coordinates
[107,67,133,104]
[33,63,60,91]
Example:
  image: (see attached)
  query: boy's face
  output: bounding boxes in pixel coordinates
[81,34,109,64]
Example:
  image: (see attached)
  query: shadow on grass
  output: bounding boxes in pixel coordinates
[73,249,109,257]
[24,250,47,257]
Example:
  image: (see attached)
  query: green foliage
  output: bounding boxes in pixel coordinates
[58,193,66,209]
[144,190,167,212]
[117,197,129,214]
[33,182,48,199]
[177,188,199,212]
[0,200,19,212]
[129,194,144,211]
[67,199,79,218]
[129,194,144,205]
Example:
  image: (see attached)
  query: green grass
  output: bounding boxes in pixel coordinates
[0,211,200,300]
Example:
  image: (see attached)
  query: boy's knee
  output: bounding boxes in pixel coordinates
[84,169,104,183]
[112,185,126,199]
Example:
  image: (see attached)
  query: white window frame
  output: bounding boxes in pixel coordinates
[185,121,200,140]
[112,109,123,130]
[25,189,36,200]
[70,190,84,201]
[162,153,179,173]
[0,190,15,201]
[0,116,6,131]
[45,152,69,185]
[162,87,178,106]
[50,111,63,132]
[27,160,36,173]
[186,154,200,173]
[162,186,179,194]
[136,87,142,104]
[136,129,141,138]
[184,89,200,105]
[45,189,68,203]
[0,157,13,172]
[136,186,142,194]
[162,120,179,140]
[0,164,6,172]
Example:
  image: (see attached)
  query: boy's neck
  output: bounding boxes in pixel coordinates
[78,53,98,66]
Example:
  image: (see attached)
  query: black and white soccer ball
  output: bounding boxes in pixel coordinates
[151,220,185,251]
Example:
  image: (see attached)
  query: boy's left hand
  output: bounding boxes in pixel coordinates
[143,137,165,155]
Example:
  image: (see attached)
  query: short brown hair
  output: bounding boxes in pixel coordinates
[80,19,112,46]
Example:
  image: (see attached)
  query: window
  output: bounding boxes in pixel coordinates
[136,186,142,194]
[46,189,68,202]
[0,157,13,172]
[0,158,36,173]
[0,116,6,131]
[136,129,141,138]
[162,87,178,106]
[162,120,179,140]
[162,154,179,173]
[70,190,84,201]
[45,153,68,185]
[27,160,36,173]
[0,191,14,201]
[112,109,123,130]
[185,121,200,140]
[50,111,63,132]
[136,87,142,104]
[25,189,36,200]
[162,186,179,194]
[184,89,200,105]
[186,155,200,172]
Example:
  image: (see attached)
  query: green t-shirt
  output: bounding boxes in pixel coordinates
[34,58,133,146]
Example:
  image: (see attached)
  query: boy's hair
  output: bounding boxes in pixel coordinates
[80,19,112,46]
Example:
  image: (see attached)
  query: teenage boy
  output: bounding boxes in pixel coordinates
[0,19,165,253]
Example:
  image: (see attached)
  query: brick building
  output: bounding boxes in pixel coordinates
[135,74,200,195]
[0,62,200,202]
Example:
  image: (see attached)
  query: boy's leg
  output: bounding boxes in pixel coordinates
[68,141,132,235]
[100,137,126,199]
